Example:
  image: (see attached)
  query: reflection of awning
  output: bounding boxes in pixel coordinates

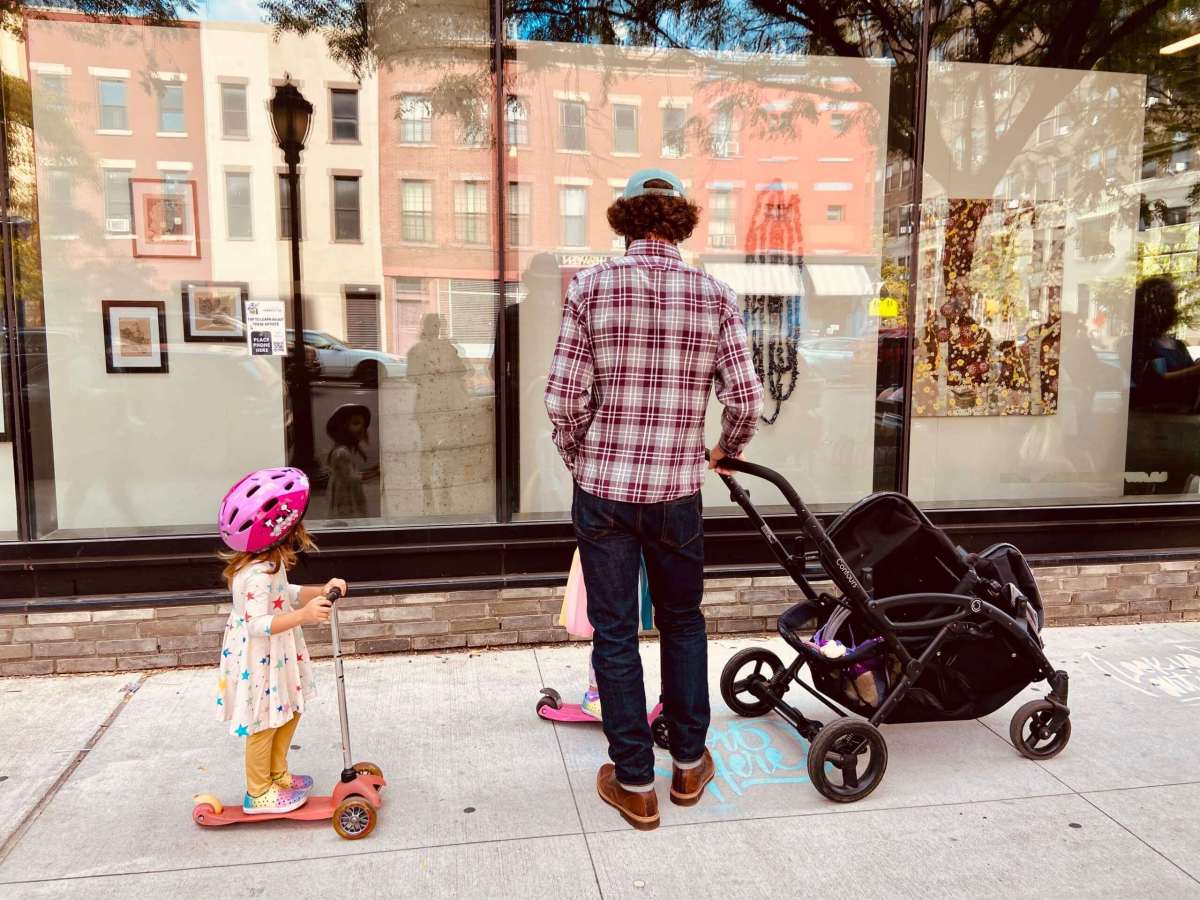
[807,264,874,296]
[703,262,804,297]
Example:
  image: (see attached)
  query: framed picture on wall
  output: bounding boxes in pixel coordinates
[102,301,169,374]
[182,281,247,343]
[130,178,200,259]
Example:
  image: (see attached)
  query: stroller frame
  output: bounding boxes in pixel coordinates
[713,455,1071,802]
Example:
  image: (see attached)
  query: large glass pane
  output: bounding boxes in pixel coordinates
[909,1,1200,506]
[507,7,909,517]
[16,0,496,536]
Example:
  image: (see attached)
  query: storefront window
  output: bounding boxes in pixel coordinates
[506,18,903,517]
[9,3,497,539]
[908,2,1200,506]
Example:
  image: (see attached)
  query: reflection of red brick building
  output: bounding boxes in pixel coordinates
[378,46,881,355]
[25,13,212,289]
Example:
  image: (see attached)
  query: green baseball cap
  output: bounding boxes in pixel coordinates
[622,168,686,199]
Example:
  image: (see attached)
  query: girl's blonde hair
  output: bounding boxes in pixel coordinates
[221,524,317,585]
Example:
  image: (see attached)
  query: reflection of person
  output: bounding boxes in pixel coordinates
[216,468,347,815]
[407,314,471,514]
[1131,276,1200,412]
[325,403,377,519]
[545,168,763,830]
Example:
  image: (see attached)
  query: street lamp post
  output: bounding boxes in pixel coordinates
[270,78,315,477]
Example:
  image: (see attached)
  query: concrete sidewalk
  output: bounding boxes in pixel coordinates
[0,624,1198,898]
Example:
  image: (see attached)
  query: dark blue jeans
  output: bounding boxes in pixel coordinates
[572,483,709,786]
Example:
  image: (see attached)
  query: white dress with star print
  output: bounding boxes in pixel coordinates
[216,561,317,736]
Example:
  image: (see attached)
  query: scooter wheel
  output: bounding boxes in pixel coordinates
[333,797,377,840]
[1010,699,1071,760]
[651,715,671,750]
[536,696,558,716]
[353,761,383,778]
[539,687,563,707]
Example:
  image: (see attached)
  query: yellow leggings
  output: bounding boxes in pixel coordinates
[244,714,301,796]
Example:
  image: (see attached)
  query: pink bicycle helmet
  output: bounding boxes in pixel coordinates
[218,467,310,554]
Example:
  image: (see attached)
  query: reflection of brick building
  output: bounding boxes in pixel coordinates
[378,45,883,356]
[26,13,212,288]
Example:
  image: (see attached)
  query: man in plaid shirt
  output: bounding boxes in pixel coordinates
[545,168,763,830]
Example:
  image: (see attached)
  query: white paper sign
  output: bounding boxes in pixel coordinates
[245,300,286,356]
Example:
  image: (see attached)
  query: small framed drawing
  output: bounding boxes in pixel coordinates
[182,281,247,343]
[102,300,169,374]
[130,178,200,259]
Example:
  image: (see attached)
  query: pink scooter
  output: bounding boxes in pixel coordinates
[536,687,672,749]
[192,587,386,840]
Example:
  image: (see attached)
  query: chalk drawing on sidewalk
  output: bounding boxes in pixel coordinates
[1082,643,1200,703]
[654,719,811,802]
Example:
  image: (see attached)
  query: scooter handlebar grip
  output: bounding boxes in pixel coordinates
[325,586,343,604]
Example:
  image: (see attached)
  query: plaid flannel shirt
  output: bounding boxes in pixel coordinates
[544,239,763,504]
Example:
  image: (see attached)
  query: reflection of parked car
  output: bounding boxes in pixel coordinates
[286,330,406,384]
[798,337,874,383]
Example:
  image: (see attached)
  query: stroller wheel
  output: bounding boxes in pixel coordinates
[1010,700,1071,760]
[720,648,785,717]
[651,715,671,750]
[807,719,888,803]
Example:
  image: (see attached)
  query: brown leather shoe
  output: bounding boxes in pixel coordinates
[670,750,715,806]
[596,764,659,831]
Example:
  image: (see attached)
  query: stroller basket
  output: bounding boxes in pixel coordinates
[711,454,1071,803]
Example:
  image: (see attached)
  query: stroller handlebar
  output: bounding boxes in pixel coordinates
[704,450,805,510]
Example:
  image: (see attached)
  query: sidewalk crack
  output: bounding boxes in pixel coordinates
[0,673,150,867]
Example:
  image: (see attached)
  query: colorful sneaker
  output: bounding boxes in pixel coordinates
[580,689,602,720]
[243,784,308,815]
[272,772,314,792]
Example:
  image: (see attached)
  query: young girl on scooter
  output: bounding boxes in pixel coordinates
[217,467,349,815]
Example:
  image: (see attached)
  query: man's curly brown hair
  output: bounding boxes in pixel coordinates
[607,181,701,244]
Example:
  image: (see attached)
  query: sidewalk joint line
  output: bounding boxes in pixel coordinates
[0,673,150,868]
[1077,793,1200,887]
[533,646,606,900]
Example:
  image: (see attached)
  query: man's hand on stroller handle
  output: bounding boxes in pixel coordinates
[707,445,743,476]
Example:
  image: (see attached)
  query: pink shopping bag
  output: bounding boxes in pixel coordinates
[559,547,593,638]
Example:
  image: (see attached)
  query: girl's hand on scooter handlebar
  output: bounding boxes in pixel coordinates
[322,578,348,602]
[302,594,334,624]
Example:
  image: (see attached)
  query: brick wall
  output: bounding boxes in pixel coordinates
[2,559,1198,676]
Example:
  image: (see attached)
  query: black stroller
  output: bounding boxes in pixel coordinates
[713,456,1071,803]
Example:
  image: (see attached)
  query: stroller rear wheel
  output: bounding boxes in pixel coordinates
[806,718,888,803]
[720,647,785,717]
[1010,699,1071,760]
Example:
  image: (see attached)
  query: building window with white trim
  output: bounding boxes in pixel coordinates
[334,175,362,242]
[559,100,586,151]
[508,182,531,248]
[401,179,433,242]
[399,94,433,144]
[103,168,132,234]
[221,84,248,138]
[331,89,359,142]
[455,180,489,245]
[712,110,740,158]
[98,78,128,131]
[662,107,687,158]
[709,189,736,247]
[560,186,587,246]
[613,104,638,154]
[826,204,845,222]
[505,96,529,146]
[224,171,253,239]
[157,82,185,134]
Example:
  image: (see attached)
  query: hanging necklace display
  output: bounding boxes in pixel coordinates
[743,182,805,425]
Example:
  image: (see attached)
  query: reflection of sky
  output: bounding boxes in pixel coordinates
[196,0,266,23]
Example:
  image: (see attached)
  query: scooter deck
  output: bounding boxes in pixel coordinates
[538,700,664,724]
[193,795,338,826]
